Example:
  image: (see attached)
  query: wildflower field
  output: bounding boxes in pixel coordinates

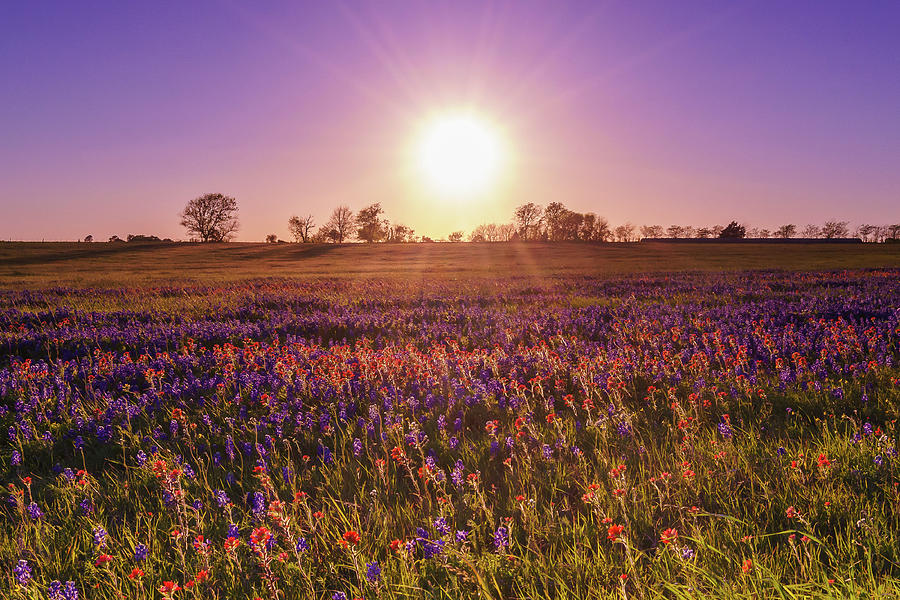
[2,266,900,598]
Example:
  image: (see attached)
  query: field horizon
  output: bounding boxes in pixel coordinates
[2,241,900,288]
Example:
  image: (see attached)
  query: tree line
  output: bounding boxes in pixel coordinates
[167,193,900,243]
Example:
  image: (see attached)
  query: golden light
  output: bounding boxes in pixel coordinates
[414,111,506,198]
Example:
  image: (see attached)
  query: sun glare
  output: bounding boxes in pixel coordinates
[415,112,506,198]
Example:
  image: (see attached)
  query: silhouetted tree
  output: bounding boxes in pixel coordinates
[856,224,878,242]
[386,224,415,243]
[448,231,464,242]
[695,227,713,238]
[265,234,278,243]
[108,235,124,243]
[821,220,849,239]
[886,224,900,240]
[613,223,636,242]
[288,215,315,243]
[84,235,93,243]
[719,221,746,238]
[666,225,686,238]
[775,224,796,238]
[802,224,821,238]
[514,203,542,240]
[640,225,664,239]
[592,216,612,241]
[323,206,354,243]
[180,193,239,242]
[356,203,387,242]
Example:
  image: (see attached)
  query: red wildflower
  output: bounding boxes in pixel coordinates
[817,453,831,468]
[389,539,401,552]
[660,528,678,545]
[128,567,144,580]
[250,526,271,548]
[742,559,753,573]
[224,536,240,552]
[343,530,360,546]
[607,524,624,541]
[94,554,113,567]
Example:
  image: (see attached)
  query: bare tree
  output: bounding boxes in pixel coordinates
[802,224,821,238]
[514,203,542,240]
[288,215,315,243]
[179,193,239,242]
[448,231,464,242]
[885,224,900,240]
[666,225,686,238]
[694,227,713,238]
[775,224,796,238]
[613,223,636,242]
[821,220,849,239]
[498,223,517,241]
[323,205,354,243]
[855,224,878,242]
[640,225,664,239]
[593,216,612,241]
[265,234,278,243]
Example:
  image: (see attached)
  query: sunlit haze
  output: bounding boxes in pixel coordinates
[1,1,898,241]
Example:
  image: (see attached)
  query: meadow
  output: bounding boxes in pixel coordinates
[2,244,900,599]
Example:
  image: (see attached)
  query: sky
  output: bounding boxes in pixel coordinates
[1,0,898,241]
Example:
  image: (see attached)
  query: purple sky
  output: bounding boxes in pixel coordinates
[2,1,898,241]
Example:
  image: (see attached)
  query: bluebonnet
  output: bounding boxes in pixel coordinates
[92,525,107,546]
[494,525,509,550]
[434,517,450,536]
[366,560,381,584]
[14,559,31,586]
[134,543,148,561]
[26,502,43,520]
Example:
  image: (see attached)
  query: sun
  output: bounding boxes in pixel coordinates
[414,111,506,198]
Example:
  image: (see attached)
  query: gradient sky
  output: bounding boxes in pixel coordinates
[2,1,898,241]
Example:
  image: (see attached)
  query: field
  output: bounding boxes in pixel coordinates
[2,243,900,599]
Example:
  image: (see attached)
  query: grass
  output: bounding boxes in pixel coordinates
[1,248,899,598]
[1,241,900,287]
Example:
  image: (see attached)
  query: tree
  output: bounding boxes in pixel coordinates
[802,224,821,238]
[542,202,568,241]
[84,235,93,243]
[694,227,713,238]
[288,215,315,243]
[666,225,686,238]
[855,224,878,242]
[514,203,542,240]
[108,235,123,243]
[885,224,900,240]
[592,216,612,241]
[719,221,746,238]
[821,220,849,239]
[356,203,387,243]
[448,231,464,242]
[323,206,354,243]
[265,234,278,243]
[386,224,415,243]
[775,224,796,239]
[613,223,636,242]
[640,225,664,239]
[179,193,239,242]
